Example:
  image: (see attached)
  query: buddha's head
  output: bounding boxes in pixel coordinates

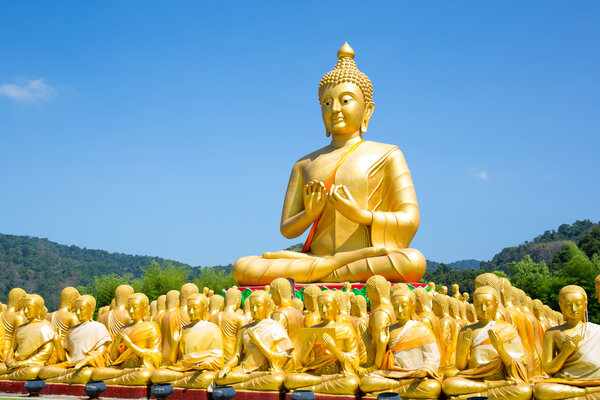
[559,285,587,324]
[459,301,467,320]
[270,278,293,306]
[74,295,96,323]
[23,294,45,321]
[319,43,374,138]
[303,285,321,312]
[334,290,350,314]
[224,288,242,310]
[463,293,470,302]
[166,290,180,310]
[292,298,304,312]
[448,297,460,319]
[188,293,209,323]
[595,274,600,304]
[249,290,270,322]
[7,287,27,309]
[440,286,448,296]
[428,282,436,293]
[318,291,340,323]
[180,283,199,305]
[59,286,80,310]
[114,285,135,306]
[391,288,415,324]
[150,300,157,316]
[432,293,447,318]
[413,287,430,312]
[452,284,460,294]
[209,294,224,314]
[127,293,149,322]
[366,275,391,307]
[350,294,367,318]
[157,295,166,312]
[473,286,500,324]
[532,299,544,319]
[467,303,476,322]
[475,274,502,303]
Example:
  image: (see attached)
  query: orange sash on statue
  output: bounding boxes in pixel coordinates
[301,140,364,253]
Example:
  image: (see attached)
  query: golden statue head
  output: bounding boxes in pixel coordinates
[432,294,449,317]
[391,283,409,295]
[127,293,149,322]
[74,295,96,322]
[292,297,304,312]
[224,287,242,309]
[166,290,180,309]
[452,284,459,293]
[413,287,430,312]
[209,294,224,313]
[334,290,350,313]
[317,291,340,323]
[7,287,27,309]
[180,283,199,303]
[350,294,367,317]
[303,285,322,312]
[391,287,415,323]
[475,273,502,298]
[448,296,460,319]
[188,293,209,322]
[248,290,271,321]
[156,294,166,311]
[114,285,135,305]
[270,277,293,305]
[319,43,375,137]
[463,292,470,302]
[366,275,391,306]
[440,286,448,295]
[59,286,80,309]
[558,285,587,323]
[22,294,45,321]
[473,286,500,323]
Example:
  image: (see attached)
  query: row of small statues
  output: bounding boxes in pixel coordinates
[0,274,599,400]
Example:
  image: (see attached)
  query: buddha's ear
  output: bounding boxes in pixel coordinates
[360,102,375,134]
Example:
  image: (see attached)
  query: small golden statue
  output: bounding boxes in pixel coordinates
[432,294,459,375]
[212,288,247,363]
[233,43,426,285]
[160,289,180,363]
[216,290,294,391]
[284,290,360,395]
[0,288,27,361]
[442,286,532,400]
[0,294,54,381]
[359,287,442,398]
[534,285,600,400]
[98,285,134,339]
[302,285,322,327]
[38,295,111,384]
[45,287,80,355]
[90,293,161,386]
[270,278,304,368]
[151,294,223,389]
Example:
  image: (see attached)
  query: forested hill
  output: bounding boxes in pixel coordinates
[0,234,191,310]
[481,219,599,271]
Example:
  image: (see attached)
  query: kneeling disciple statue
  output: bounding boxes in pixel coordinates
[233,42,426,285]
[442,286,532,400]
[151,294,223,389]
[215,290,294,391]
[284,290,360,395]
[90,293,161,386]
[533,285,600,400]
[359,287,442,399]
[0,294,54,381]
[38,295,111,384]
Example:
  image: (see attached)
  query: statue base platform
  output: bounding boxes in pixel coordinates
[0,381,361,400]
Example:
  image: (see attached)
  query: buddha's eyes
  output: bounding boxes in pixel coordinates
[322,99,332,107]
[341,96,353,104]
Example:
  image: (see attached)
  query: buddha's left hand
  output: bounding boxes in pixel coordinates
[488,330,504,352]
[329,185,372,225]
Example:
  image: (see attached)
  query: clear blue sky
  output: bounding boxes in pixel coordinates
[1,1,598,267]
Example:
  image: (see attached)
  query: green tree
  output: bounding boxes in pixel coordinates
[136,260,190,302]
[578,226,600,259]
[193,268,236,296]
[509,256,558,305]
[78,273,139,309]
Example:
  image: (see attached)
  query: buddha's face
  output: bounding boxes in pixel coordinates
[452,284,459,293]
[392,294,414,324]
[23,297,43,321]
[188,299,204,323]
[318,294,338,323]
[463,293,469,302]
[74,298,94,322]
[559,292,587,323]
[127,297,146,322]
[249,296,268,321]
[473,293,498,323]
[320,82,372,136]
[428,282,435,291]
[440,286,448,295]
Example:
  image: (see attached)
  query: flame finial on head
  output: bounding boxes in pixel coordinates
[337,42,355,60]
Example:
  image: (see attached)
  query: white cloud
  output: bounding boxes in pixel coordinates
[468,166,489,181]
[0,79,57,103]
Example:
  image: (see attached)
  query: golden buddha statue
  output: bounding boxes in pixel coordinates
[292,298,304,312]
[45,287,80,352]
[441,286,449,296]
[413,287,445,369]
[90,293,161,386]
[209,295,224,323]
[233,43,426,285]
[151,294,223,389]
[533,285,600,400]
[98,285,134,339]
[475,273,511,323]
[364,275,396,367]
[350,295,369,335]
[178,283,199,325]
[284,290,360,395]
[449,297,467,330]
[0,294,54,381]
[216,290,294,391]
[452,284,463,301]
[432,294,459,375]
[152,295,166,326]
[160,289,181,365]
[533,299,550,331]
[38,295,111,384]
[97,306,109,321]
[427,282,436,302]
[442,286,532,400]
[463,292,470,303]
[0,288,27,361]
[303,285,322,327]
[359,287,442,399]
[270,278,304,368]
[149,300,157,321]
[213,288,248,363]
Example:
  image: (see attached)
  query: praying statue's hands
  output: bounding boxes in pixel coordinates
[460,328,474,348]
[118,331,133,348]
[563,332,583,355]
[379,326,390,346]
[173,326,183,343]
[304,180,327,219]
[412,368,428,378]
[488,329,504,353]
[329,185,372,225]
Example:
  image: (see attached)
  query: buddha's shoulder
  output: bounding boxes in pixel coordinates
[294,140,401,166]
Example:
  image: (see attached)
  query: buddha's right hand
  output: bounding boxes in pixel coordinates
[304,180,327,219]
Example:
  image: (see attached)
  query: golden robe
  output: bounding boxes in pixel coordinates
[108,321,161,369]
[167,320,223,372]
